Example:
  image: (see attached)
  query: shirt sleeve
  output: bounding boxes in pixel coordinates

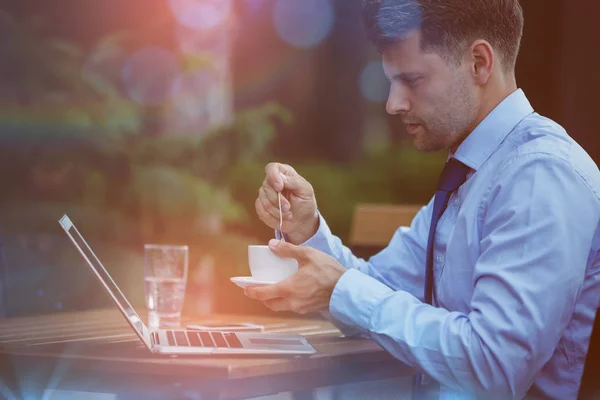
[300,201,433,301]
[329,153,598,398]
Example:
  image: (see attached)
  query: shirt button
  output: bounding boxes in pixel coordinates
[436,254,445,263]
[454,198,460,207]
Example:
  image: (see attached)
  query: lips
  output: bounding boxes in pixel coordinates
[406,123,421,135]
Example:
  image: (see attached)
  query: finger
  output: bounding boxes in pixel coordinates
[245,282,286,302]
[258,187,283,221]
[255,197,280,228]
[261,175,292,213]
[265,163,287,192]
[268,239,308,261]
[264,298,309,314]
[265,163,302,193]
[260,178,279,202]
[263,298,290,312]
[279,191,292,214]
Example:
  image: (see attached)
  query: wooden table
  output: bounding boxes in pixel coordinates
[0,309,414,399]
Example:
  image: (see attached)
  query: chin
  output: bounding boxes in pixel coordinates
[413,136,442,152]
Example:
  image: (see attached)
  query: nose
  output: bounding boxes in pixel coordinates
[386,85,411,115]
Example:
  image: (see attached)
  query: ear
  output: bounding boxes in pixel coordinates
[468,40,495,85]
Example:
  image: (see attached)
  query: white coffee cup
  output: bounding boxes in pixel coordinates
[248,245,299,282]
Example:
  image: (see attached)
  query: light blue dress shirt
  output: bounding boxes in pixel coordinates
[302,89,600,399]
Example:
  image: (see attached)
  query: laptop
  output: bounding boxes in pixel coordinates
[59,215,316,355]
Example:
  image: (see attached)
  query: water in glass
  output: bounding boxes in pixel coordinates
[144,244,188,328]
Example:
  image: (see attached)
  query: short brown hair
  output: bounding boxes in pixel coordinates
[362,0,524,72]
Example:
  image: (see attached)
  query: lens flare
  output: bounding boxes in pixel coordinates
[163,69,218,135]
[243,0,268,13]
[171,69,215,98]
[122,47,180,106]
[273,0,335,48]
[168,0,231,31]
[174,23,229,60]
[359,61,390,103]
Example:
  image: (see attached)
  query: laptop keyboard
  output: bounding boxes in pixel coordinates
[161,330,242,348]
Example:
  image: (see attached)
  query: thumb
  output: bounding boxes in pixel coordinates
[268,239,306,261]
[266,163,306,194]
[279,171,309,196]
[279,171,314,201]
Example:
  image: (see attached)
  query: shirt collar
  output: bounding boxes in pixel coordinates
[452,89,534,171]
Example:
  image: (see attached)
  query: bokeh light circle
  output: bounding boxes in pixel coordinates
[169,0,231,31]
[83,41,128,88]
[170,69,215,100]
[175,23,229,60]
[273,0,335,49]
[243,0,268,13]
[359,61,390,103]
[122,47,180,106]
[165,69,217,135]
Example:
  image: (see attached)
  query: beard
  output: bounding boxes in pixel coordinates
[411,74,478,153]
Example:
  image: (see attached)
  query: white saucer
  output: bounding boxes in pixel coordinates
[230,276,278,288]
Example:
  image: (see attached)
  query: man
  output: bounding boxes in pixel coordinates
[246,0,600,398]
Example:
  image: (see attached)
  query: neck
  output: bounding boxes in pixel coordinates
[451,74,518,153]
[478,74,518,123]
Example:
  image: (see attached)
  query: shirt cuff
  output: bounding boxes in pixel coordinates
[274,211,330,246]
[329,268,394,331]
[299,212,335,249]
[301,211,329,243]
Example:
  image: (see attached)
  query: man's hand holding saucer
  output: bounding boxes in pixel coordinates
[245,238,346,314]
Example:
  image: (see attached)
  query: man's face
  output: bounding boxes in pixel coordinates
[382,31,479,152]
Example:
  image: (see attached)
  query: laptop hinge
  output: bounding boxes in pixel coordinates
[150,331,159,350]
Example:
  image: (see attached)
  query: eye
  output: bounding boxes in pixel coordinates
[405,76,422,86]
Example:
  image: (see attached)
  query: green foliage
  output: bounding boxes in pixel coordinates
[126,164,246,239]
[0,12,448,317]
[0,14,293,248]
[0,17,143,137]
[0,202,138,244]
[225,144,446,243]
[126,101,293,183]
[232,102,293,161]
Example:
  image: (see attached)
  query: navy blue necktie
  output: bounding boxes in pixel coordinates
[425,158,470,305]
[414,157,470,400]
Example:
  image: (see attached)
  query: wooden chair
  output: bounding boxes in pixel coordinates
[348,203,423,259]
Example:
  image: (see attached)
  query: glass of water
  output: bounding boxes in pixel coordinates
[144,244,189,329]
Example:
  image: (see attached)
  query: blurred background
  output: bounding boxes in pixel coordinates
[0,0,598,320]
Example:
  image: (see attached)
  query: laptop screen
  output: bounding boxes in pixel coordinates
[59,215,152,350]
